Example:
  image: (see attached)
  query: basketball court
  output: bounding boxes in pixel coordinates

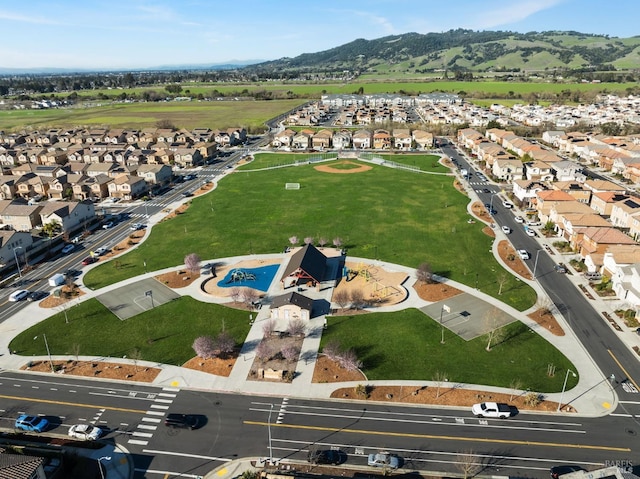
[96,278,181,320]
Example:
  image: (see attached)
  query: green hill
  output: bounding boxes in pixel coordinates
[245,29,640,75]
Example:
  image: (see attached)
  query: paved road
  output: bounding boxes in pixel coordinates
[1,371,637,479]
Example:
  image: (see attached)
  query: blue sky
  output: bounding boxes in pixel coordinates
[1,0,638,70]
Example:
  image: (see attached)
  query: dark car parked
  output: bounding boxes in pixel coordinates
[308,449,343,465]
[164,413,199,429]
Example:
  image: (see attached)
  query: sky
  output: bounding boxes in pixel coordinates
[1,0,638,71]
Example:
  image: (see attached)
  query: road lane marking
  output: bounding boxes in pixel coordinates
[0,393,147,414]
[608,349,640,392]
[142,417,162,423]
[128,439,148,445]
[150,404,169,410]
[153,398,173,404]
[243,421,630,452]
[132,431,153,438]
[142,449,231,462]
[145,410,165,416]
[134,469,199,478]
[137,425,157,431]
[157,393,176,398]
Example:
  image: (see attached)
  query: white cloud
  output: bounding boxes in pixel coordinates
[0,10,61,25]
[472,0,567,30]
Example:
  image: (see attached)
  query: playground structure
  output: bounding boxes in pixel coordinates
[226,268,257,284]
[342,262,402,302]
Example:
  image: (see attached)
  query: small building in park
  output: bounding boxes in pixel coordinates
[270,291,314,321]
[281,243,326,288]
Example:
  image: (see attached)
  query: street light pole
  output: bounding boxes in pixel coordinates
[97,456,111,479]
[13,246,23,278]
[557,368,577,412]
[439,305,445,344]
[533,250,543,278]
[268,403,274,464]
[43,333,54,373]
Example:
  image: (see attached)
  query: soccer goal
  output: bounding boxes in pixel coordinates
[285,183,301,190]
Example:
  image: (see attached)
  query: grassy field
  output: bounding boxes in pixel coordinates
[9,297,251,366]
[322,309,578,392]
[0,99,303,132]
[84,156,536,311]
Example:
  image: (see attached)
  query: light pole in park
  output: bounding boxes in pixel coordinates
[34,334,54,372]
[440,304,450,344]
[557,369,577,412]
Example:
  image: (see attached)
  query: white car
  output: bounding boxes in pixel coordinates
[102,221,114,229]
[93,247,109,256]
[9,290,29,302]
[502,200,514,209]
[68,424,103,441]
[525,227,536,237]
[517,249,530,260]
[514,216,524,224]
[526,219,541,226]
[501,226,511,234]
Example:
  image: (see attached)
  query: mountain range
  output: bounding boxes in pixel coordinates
[247,29,640,74]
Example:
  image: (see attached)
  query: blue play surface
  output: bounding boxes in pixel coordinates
[217,264,279,292]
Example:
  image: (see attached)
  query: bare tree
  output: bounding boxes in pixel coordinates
[262,319,277,337]
[416,262,434,284]
[304,236,314,245]
[496,272,509,295]
[184,253,201,275]
[282,344,301,362]
[71,343,81,362]
[241,288,260,308]
[287,318,306,337]
[509,378,523,401]
[484,308,505,352]
[332,237,343,249]
[193,336,216,359]
[432,371,448,398]
[288,235,298,246]
[535,296,555,316]
[129,348,143,372]
[337,349,362,371]
[456,450,481,479]
[255,341,274,361]
[229,287,241,302]
[333,289,350,310]
[322,339,341,361]
[350,288,365,310]
[318,237,328,248]
[213,331,235,358]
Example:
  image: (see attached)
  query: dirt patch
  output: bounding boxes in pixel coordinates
[413,280,463,302]
[100,231,145,259]
[156,270,201,289]
[182,354,237,377]
[315,358,569,412]
[40,285,85,309]
[22,359,160,382]
[312,354,366,383]
[528,308,565,336]
[471,201,492,222]
[498,240,533,280]
[160,202,190,222]
[314,160,373,174]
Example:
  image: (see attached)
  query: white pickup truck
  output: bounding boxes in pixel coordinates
[471,402,512,418]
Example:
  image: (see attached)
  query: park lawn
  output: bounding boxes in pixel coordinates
[238,152,337,170]
[84,158,536,311]
[323,309,578,393]
[9,297,251,367]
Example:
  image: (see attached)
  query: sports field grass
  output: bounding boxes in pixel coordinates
[322,309,578,392]
[9,297,251,367]
[84,156,536,311]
